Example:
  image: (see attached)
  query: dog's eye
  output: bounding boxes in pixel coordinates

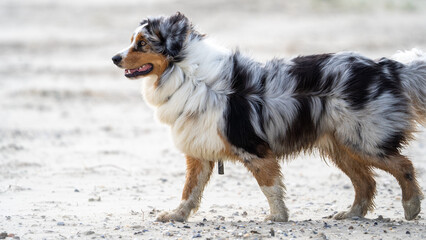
[137,40,147,49]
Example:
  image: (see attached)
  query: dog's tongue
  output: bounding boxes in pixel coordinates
[126,64,151,74]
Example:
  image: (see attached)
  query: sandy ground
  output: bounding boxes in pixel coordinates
[1,0,426,239]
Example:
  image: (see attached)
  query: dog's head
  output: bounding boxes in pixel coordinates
[112,12,194,79]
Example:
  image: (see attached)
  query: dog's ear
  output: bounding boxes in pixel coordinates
[145,12,190,60]
[161,12,189,58]
[146,12,187,59]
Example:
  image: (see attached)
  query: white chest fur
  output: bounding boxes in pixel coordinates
[141,74,227,161]
[171,107,226,160]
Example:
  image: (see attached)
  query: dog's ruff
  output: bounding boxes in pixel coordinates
[113,13,426,222]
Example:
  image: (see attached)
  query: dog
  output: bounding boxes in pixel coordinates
[112,12,426,222]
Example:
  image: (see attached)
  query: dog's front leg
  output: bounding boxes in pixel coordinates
[243,158,289,222]
[156,156,214,222]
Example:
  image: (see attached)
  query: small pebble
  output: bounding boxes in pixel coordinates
[270,228,275,237]
[183,225,191,229]
[192,233,202,238]
[57,222,65,226]
[348,226,354,230]
[84,231,95,235]
[406,231,411,234]
[318,232,327,240]
[74,189,80,192]
[88,197,101,202]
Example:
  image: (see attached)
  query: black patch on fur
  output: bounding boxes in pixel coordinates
[279,54,331,153]
[225,53,269,157]
[342,57,379,110]
[342,57,405,111]
[369,58,407,156]
[289,54,332,93]
[379,130,407,156]
[374,58,404,98]
[404,173,414,181]
[283,96,318,153]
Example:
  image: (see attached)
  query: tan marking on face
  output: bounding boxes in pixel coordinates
[121,33,169,84]
[133,33,151,52]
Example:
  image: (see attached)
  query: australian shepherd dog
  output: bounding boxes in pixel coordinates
[112,13,426,222]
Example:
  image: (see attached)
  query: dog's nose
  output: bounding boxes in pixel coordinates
[112,55,122,65]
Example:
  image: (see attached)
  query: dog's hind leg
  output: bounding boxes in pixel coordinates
[323,145,377,220]
[242,157,289,222]
[369,154,423,220]
[156,156,214,222]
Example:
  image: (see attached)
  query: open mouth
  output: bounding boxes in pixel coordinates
[124,63,153,78]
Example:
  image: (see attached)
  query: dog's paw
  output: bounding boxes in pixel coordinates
[333,210,363,220]
[156,211,187,222]
[403,195,422,220]
[264,213,289,222]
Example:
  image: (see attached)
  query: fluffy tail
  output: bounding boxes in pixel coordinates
[392,48,426,123]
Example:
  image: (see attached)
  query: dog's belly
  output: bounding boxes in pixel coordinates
[171,109,226,161]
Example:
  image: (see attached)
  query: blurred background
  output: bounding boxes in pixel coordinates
[1,0,426,238]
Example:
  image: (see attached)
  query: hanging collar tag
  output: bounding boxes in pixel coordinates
[218,160,224,175]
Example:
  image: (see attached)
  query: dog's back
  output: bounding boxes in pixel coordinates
[246,50,426,159]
